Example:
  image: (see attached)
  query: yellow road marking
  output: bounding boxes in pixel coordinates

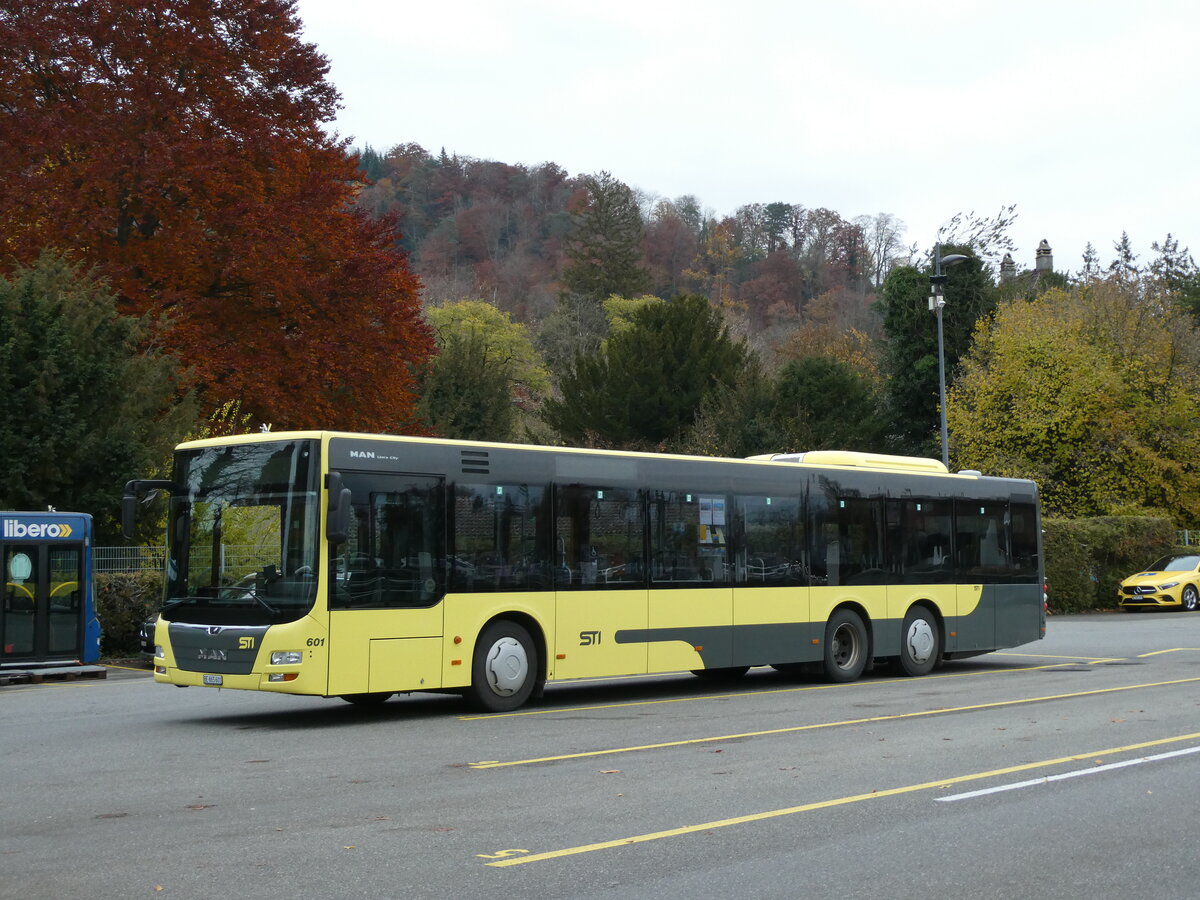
[487,730,1200,867]
[993,652,1115,661]
[469,676,1200,769]
[1138,648,1200,658]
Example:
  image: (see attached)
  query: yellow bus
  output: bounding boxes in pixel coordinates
[123,432,1045,711]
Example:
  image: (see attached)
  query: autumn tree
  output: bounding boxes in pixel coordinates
[0,253,198,541]
[0,0,434,430]
[542,295,748,448]
[854,212,907,287]
[948,281,1200,523]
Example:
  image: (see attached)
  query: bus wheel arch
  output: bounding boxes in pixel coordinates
[465,615,543,712]
[895,602,941,677]
[822,605,871,683]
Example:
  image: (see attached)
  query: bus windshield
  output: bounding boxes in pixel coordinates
[163,439,320,626]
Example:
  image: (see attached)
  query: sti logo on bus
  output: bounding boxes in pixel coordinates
[579,630,601,646]
[3,519,73,539]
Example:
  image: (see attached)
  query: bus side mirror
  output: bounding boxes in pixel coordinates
[325,472,352,545]
[122,479,175,540]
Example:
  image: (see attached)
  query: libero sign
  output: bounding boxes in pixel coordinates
[2,518,76,539]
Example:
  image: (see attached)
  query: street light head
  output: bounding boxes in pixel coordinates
[940,254,970,266]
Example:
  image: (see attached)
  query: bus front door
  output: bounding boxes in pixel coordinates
[2,543,85,664]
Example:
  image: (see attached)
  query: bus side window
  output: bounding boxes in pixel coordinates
[555,485,644,589]
[450,483,550,593]
[955,500,1010,581]
[650,491,730,585]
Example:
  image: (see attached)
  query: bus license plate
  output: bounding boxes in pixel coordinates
[203,674,223,686]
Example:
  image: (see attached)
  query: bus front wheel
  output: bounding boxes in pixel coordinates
[822,609,868,683]
[467,620,538,712]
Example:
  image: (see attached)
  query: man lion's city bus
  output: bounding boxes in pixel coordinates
[123,432,1046,711]
[2,511,101,668]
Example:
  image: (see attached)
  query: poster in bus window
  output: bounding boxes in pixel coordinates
[698,496,725,545]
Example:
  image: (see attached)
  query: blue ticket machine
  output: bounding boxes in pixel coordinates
[1,512,100,666]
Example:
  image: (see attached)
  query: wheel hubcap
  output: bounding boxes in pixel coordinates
[905,619,936,664]
[484,636,528,696]
[832,623,861,669]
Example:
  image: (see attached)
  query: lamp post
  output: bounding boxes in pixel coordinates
[929,242,970,469]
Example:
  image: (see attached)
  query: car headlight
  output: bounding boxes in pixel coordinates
[270,651,303,665]
[1159,582,1180,590]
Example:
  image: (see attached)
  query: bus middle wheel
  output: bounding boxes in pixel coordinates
[822,608,868,683]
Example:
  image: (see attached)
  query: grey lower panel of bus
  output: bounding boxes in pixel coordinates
[615,587,1042,670]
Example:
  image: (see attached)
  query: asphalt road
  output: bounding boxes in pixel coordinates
[3,612,1200,900]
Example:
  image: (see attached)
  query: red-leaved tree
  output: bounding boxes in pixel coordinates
[0,0,434,431]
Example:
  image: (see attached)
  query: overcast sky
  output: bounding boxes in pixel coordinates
[295,0,1198,274]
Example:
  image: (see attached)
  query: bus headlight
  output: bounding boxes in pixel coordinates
[270,651,303,665]
[154,645,164,659]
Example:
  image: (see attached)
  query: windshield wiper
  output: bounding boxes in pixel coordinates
[220,583,280,617]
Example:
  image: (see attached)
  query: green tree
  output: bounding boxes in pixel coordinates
[1148,233,1200,319]
[421,300,551,441]
[0,253,197,540]
[425,301,550,398]
[561,171,651,302]
[685,355,887,459]
[685,355,780,458]
[772,356,889,452]
[542,295,748,448]
[875,246,997,456]
[418,330,515,442]
[947,280,1200,524]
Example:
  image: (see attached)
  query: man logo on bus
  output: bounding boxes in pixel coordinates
[2,520,73,539]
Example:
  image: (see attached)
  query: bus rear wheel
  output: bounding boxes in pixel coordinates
[823,609,868,683]
[467,620,538,712]
[895,606,939,676]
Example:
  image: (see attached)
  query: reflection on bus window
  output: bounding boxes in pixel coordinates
[649,491,730,586]
[336,473,445,609]
[555,485,643,588]
[451,483,550,592]
[735,495,807,586]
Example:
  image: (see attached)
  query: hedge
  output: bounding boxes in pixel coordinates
[1043,515,1183,614]
[95,570,163,655]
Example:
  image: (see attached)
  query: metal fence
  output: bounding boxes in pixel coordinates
[93,546,268,574]
[94,546,167,573]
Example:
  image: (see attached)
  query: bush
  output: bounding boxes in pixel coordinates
[95,571,163,655]
[1043,516,1181,613]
